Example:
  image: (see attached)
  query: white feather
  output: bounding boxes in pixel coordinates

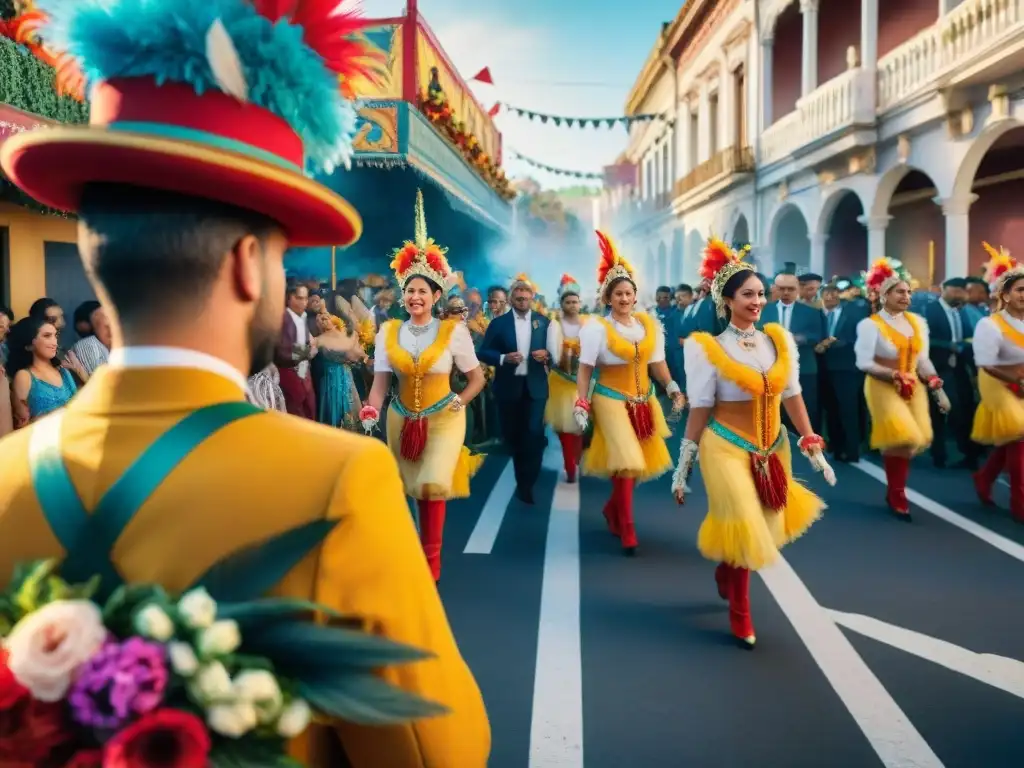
[205,18,248,102]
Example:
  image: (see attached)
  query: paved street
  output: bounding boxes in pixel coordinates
[436,429,1024,768]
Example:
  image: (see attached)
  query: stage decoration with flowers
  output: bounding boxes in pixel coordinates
[0,559,444,765]
[418,67,515,201]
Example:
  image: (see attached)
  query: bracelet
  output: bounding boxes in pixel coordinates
[574,397,591,412]
[926,376,943,391]
[449,394,464,412]
[665,380,681,397]
[1010,380,1023,395]
[797,434,826,454]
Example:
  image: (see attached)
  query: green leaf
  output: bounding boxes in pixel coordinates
[209,738,303,768]
[299,673,449,725]
[102,584,171,637]
[190,520,339,604]
[217,598,342,630]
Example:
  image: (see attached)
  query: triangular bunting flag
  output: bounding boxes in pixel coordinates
[471,66,494,85]
[607,118,618,128]
[566,118,575,128]
[488,102,501,117]
[540,114,548,124]
[553,116,562,126]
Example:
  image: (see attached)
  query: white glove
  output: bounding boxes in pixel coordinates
[932,387,951,414]
[671,438,699,498]
[573,400,590,432]
[806,450,837,486]
[359,405,380,434]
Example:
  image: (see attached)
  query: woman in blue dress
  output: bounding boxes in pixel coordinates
[8,315,77,427]
[314,310,365,430]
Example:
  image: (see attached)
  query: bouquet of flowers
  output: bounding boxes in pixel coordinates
[356,317,376,359]
[0,559,444,767]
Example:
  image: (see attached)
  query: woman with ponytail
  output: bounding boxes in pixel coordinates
[670,237,832,650]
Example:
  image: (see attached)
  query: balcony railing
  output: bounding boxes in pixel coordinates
[673,145,755,199]
[877,0,1023,111]
[759,67,875,166]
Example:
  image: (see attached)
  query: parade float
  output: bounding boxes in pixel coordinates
[287,0,516,289]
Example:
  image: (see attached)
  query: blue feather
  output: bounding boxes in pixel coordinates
[36,0,356,174]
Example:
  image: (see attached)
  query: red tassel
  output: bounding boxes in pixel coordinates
[400,417,429,461]
[626,400,655,441]
[750,452,788,511]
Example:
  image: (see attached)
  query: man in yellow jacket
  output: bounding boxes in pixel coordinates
[0,1,489,765]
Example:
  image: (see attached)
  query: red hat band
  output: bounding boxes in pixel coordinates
[90,78,305,171]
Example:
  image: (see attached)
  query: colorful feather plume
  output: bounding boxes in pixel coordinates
[699,236,737,281]
[981,241,1018,284]
[863,257,910,293]
[389,189,452,288]
[595,230,634,287]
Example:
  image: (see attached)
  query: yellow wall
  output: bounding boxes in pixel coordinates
[0,204,77,318]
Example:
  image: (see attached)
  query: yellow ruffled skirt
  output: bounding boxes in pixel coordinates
[386,405,483,500]
[697,427,824,571]
[972,370,1024,446]
[545,371,581,434]
[864,376,932,454]
[581,392,672,482]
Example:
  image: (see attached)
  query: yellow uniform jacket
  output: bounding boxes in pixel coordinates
[0,363,490,767]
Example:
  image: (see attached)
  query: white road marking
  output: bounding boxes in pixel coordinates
[463,460,516,554]
[829,610,1024,701]
[529,477,583,767]
[852,460,1024,565]
[760,558,944,768]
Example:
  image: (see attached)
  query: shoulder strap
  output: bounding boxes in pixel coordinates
[30,402,261,592]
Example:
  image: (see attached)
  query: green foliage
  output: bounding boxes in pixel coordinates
[0,559,100,633]
[0,38,88,124]
[102,583,172,638]
[210,739,304,768]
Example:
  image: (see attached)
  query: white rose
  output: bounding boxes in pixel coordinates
[197,620,241,658]
[133,604,175,642]
[5,599,107,702]
[168,641,200,677]
[233,670,283,724]
[276,698,312,738]
[190,661,234,702]
[207,701,258,738]
[177,588,217,629]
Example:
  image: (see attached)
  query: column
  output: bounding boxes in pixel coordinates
[698,82,711,163]
[857,214,891,267]
[721,64,736,150]
[861,0,878,70]
[937,194,978,280]
[809,233,828,276]
[676,97,691,178]
[800,0,819,97]
[760,37,774,129]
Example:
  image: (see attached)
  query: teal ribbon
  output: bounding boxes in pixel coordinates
[106,121,305,173]
[29,402,261,596]
[592,381,654,402]
[390,392,457,419]
[708,418,785,457]
[552,367,578,383]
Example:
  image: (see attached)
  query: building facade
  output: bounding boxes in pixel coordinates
[608,0,1024,286]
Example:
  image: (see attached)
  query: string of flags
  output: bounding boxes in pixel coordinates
[509,150,602,180]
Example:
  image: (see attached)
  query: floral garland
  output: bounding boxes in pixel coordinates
[0,559,441,766]
[418,85,515,202]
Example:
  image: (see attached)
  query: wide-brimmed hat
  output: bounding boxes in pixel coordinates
[1,0,384,247]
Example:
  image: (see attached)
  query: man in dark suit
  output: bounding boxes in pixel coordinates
[479,276,551,503]
[817,283,868,461]
[759,271,826,434]
[654,285,682,393]
[924,277,980,469]
[679,278,725,338]
[275,281,318,419]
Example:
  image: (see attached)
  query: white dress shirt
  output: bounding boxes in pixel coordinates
[498,310,532,376]
[373,321,479,374]
[972,311,1024,367]
[854,310,937,377]
[287,308,310,379]
[684,297,703,320]
[107,346,250,395]
[938,298,963,343]
[776,301,795,331]
[824,305,842,337]
[579,314,666,367]
[684,328,802,407]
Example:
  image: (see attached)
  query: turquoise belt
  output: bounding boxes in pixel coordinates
[390,392,456,419]
[552,367,578,383]
[593,381,654,403]
[708,418,785,458]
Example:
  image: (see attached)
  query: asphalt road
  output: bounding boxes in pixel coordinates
[435,428,1024,768]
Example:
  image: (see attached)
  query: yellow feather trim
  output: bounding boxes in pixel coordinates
[383,319,457,377]
[869,312,922,373]
[595,313,657,363]
[689,323,790,395]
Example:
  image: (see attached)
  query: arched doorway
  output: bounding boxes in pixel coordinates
[885,170,945,288]
[732,214,750,249]
[964,126,1024,276]
[657,241,669,288]
[823,191,866,280]
[771,205,810,271]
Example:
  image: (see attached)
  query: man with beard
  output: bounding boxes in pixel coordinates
[0,0,490,763]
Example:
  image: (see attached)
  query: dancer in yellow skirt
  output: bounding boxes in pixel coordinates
[361,191,486,582]
[671,237,833,649]
[854,258,950,521]
[573,232,685,554]
[971,243,1024,523]
[545,273,589,482]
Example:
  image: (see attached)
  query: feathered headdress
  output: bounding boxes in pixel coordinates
[510,272,538,294]
[596,230,636,302]
[862,258,911,298]
[981,241,1024,295]
[699,235,753,317]
[558,273,582,300]
[389,189,453,290]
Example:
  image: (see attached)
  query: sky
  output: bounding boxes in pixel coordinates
[360,0,682,190]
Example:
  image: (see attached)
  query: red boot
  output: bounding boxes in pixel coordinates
[417,499,447,582]
[601,492,619,536]
[883,455,911,520]
[714,563,731,600]
[613,477,638,554]
[973,445,1008,506]
[558,432,579,483]
[1007,441,1024,524]
[729,567,755,649]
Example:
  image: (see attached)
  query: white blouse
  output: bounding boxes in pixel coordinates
[373,320,480,375]
[546,319,582,361]
[684,328,802,408]
[972,311,1024,367]
[578,314,666,367]
[854,311,937,377]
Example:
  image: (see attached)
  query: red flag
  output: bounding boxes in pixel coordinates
[471,66,494,85]
[488,102,501,117]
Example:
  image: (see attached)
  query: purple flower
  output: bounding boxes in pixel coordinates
[68,637,169,730]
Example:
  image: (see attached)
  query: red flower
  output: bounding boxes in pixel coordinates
[103,709,210,768]
[0,648,28,711]
[0,691,72,761]
[65,749,103,768]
